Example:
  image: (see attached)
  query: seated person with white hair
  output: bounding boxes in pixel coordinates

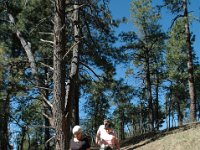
[70,125,91,150]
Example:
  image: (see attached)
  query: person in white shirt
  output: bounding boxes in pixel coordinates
[100,124,120,150]
[95,119,110,145]
[96,119,120,150]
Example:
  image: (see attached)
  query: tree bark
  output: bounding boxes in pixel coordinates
[64,1,80,148]
[71,0,80,126]
[145,58,154,131]
[53,0,67,149]
[183,0,196,122]
[177,100,183,126]
[44,66,51,150]
[155,72,159,130]
[0,93,10,150]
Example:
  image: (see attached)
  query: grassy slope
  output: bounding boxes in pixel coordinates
[120,122,200,150]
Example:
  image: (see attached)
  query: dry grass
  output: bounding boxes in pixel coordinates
[120,122,200,150]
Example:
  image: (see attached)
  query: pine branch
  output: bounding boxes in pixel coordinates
[80,61,102,80]
[170,14,184,29]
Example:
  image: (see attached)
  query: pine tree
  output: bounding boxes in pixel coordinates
[120,0,166,131]
[164,0,196,123]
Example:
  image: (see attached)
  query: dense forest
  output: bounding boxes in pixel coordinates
[0,0,199,149]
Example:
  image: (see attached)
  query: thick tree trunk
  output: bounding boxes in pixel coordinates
[71,0,80,126]
[63,1,81,148]
[53,0,67,149]
[183,0,196,122]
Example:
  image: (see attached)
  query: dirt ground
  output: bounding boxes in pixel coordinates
[120,122,200,150]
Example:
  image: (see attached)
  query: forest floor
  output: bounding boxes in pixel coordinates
[120,122,200,150]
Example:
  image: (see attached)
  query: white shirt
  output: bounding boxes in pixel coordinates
[97,125,116,141]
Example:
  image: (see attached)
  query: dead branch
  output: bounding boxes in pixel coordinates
[43,113,54,127]
[40,39,54,45]
[40,62,54,71]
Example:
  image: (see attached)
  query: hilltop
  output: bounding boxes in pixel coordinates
[120,122,200,150]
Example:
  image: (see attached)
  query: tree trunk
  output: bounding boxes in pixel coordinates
[168,97,171,129]
[52,0,67,149]
[183,0,196,122]
[120,112,125,140]
[71,0,80,126]
[177,100,183,126]
[44,67,51,150]
[165,98,169,130]
[74,85,80,125]
[155,72,159,130]
[145,58,154,131]
[63,1,81,148]
[0,94,10,150]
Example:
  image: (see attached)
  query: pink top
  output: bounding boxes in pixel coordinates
[100,131,115,145]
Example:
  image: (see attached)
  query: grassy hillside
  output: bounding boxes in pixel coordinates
[121,122,200,150]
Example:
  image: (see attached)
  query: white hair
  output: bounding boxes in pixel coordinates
[72,125,82,135]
